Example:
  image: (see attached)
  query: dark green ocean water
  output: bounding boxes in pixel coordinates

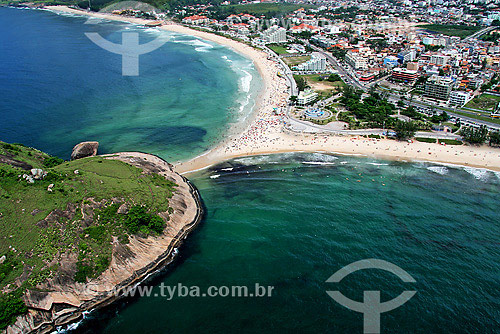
[73,153,500,333]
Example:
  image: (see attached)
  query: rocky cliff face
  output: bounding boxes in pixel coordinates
[5,153,203,334]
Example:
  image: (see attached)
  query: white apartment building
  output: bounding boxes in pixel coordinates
[430,55,449,66]
[293,54,327,72]
[298,89,318,105]
[448,91,471,107]
[345,52,368,70]
[261,26,286,44]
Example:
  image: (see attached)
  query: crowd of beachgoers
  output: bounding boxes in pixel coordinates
[46,6,500,174]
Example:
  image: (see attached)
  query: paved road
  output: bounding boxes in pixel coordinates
[286,115,461,139]
[310,44,500,130]
[463,26,497,42]
[260,45,298,96]
[390,97,500,131]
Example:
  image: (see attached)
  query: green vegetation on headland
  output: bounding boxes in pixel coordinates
[420,24,482,38]
[0,142,177,329]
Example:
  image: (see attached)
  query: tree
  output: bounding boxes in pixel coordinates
[0,290,27,329]
[489,131,500,146]
[289,95,298,104]
[294,75,308,92]
[401,106,419,119]
[394,120,417,140]
[460,125,488,144]
[327,74,341,82]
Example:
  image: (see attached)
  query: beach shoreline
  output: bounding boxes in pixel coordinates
[44,5,500,173]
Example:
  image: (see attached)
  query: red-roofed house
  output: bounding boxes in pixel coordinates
[290,23,320,33]
[182,15,209,25]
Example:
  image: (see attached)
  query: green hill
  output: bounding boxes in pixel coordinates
[0,142,177,329]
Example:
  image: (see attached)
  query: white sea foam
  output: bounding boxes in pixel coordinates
[234,154,284,165]
[143,27,161,34]
[302,161,336,165]
[171,38,214,52]
[239,69,252,93]
[427,166,449,175]
[53,310,91,333]
[192,40,214,52]
[463,167,489,180]
[210,174,220,179]
[367,162,389,166]
[221,167,234,171]
[306,153,338,162]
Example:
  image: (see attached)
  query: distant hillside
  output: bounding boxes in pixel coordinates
[2,0,223,11]
[0,142,202,332]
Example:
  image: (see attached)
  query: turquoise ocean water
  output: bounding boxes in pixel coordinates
[0,7,261,162]
[74,153,500,334]
[1,7,500,334]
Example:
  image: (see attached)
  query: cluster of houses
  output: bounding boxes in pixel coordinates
[173,0,500,107]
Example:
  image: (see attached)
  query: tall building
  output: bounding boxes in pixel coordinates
[424,75,454,100]
[383,56,399,68]
[449,91,471,107]
[293,54,327,72]
[392,68,419,83]
[261,26,286,44]
[345,52,368,70]
[430,55,449,66]
[407,62,419,71]
[398,50,417,63]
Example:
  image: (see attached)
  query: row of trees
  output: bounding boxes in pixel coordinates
[460,126,500,146]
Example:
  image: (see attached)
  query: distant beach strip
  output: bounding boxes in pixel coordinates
[46,6,500,173]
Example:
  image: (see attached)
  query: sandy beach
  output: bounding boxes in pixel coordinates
[46,6,500,173]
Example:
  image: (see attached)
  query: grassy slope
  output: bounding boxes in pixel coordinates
[283,55,311,67]
[268,44,289,55]
[465,93,500,111]
[420,24,482,38]
[0,142,176,328]
[302,74,345,91]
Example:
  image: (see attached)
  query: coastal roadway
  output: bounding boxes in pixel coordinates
[384,93,500,131]
[260,44,298,96]
[285,115,462,139]
[462,25,497,42]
